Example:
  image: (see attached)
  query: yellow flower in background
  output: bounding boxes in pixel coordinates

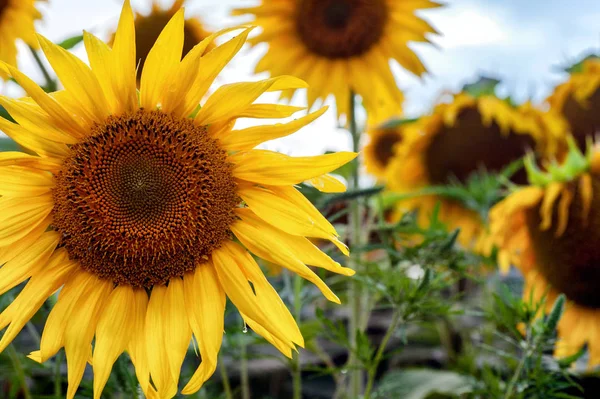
[0,1,356,398]
[548,55,600,150]
[363,119,412,181]
[0,0,42,77]
[386,90,556,250]
[233,0,441,124]
[490,142,600,366]
[124,0,213,82]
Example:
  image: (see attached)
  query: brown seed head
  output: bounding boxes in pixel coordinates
[52,110,238,288]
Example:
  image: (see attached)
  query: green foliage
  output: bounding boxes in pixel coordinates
[57,35,85,50]
[462,77,501,98]
[373,369,473,399]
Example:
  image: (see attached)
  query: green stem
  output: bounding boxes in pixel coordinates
[292,274,303,399]
[7,344,32,399]
[503,354,526,399]
[240,332,251,399]
[28,46,57,92]
[347,91,364,398]
[363,311,401,399]
[219,356,233,399]
[54,351,63,398]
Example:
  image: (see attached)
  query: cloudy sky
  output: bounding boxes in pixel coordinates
[3,0,600,155]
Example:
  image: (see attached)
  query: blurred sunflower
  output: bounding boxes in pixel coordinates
[0,2,356,398]
[490,140,600,365]
[363,119,413,181]
[386,83,557,249]
[548,55,600,150]
[120,0,213,82]
[0,0,42,77]
[232,0,441,123]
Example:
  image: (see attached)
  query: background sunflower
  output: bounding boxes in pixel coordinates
[491,143,600,365]
[0,0,42,78]
[232,0,441,124]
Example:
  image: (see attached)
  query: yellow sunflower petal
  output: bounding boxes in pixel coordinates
[110,0,137,113]
[163,278,192,386]
[181,264,226,395]
[237,184,344,249]
[0,215,51,265]
[126,289,156,398]
[219,106,327,151]
[212,241,303,348]
[231,216,341,303]
[1,63,87,138]
[0,249,77,353]
[64,276,112,399]
[195,76,307,125]
[93,285,137,399]
[231,150,357,186]
[0,231,60,296]
[0,152,62,172]
[309,174,347,193]
[145,284,178,398]
[140,9,185,109]
[0,166,54,197]
[539,182,563,231]
[0,195,53,247]
[37,34,110,124]
[234,104,306,119]
[0,97,78,144]
[179,28,253,118]
[242,314,294,358]
[0,117,70,158]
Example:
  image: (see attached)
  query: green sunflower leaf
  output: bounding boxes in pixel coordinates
[462,76,500,99]
[57,34,84,50]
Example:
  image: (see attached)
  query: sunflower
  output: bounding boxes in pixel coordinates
[122,0,213,82]
[363,118,413,181]
[0,0,42,77]
[490,141,600,365]
[385,91,555,249]
[232,0,441,123]
[0,2,356,398]
[548,55,600,150]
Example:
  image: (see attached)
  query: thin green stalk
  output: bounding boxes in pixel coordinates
[54,351,63,398]
[347,91,364,398]
[292,274,303,399]
[504,354,526,399]
[28,46,57,92]
[7,344,32,399]
[219,356,233,399]
[240,333,251,399]
[363,311,401,399]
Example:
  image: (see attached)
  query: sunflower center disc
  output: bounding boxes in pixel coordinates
[374,130,402,169]
[0,0,9,17]
[526,177,600,308]
[296,0,387,59]
[424,107,534,185]
[562,88,600,150]
[52,110,238,288]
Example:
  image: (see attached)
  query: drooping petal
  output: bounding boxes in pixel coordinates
[64,276,112,399]
[163,278,192,386]
[93,285,137,399]
[145,285,178,398]
[181,264,226,395]
[212,241,303,348]
[126,289,156,398]
[231,150,357,186]
[237,184,346,253]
